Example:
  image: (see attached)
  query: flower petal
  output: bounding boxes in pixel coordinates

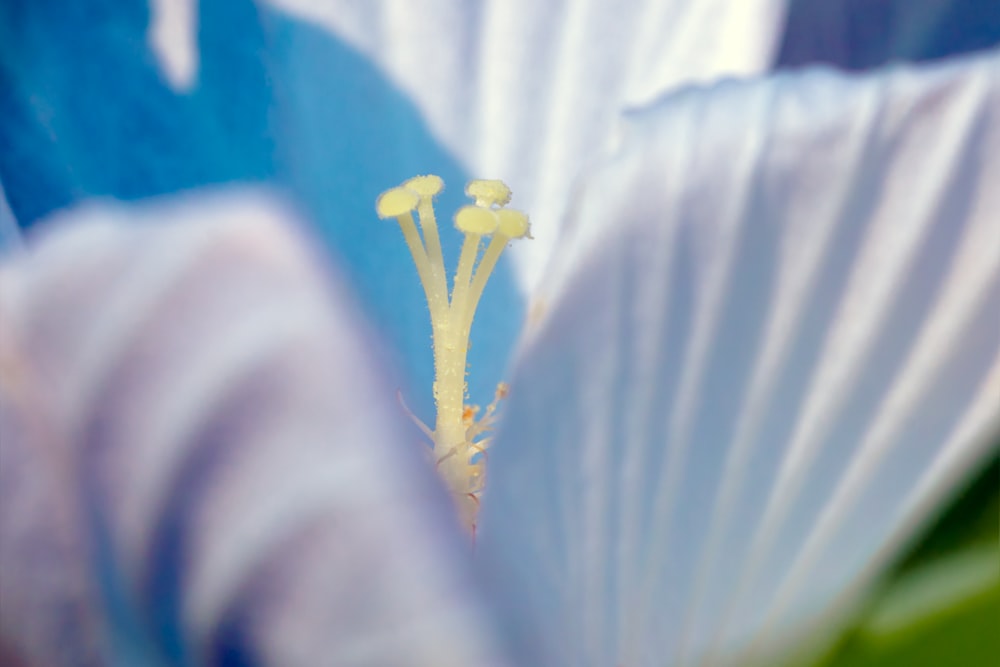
[0,180,21,254]
[479,52,1000,666]
[776,0,1000,70]
[0,2,523,416]
[0,190,510,666]
[149,0,199,91]
[267,0,789,291]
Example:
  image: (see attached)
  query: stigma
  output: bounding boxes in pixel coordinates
[376,176,530,533]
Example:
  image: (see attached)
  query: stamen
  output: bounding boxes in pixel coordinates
[375,187,438,315]
[396,389,435,443]
[375,176,530,533]
[451,205,498,324]
[465,179,512,208]
[466,209,530,327]
[405,175,449,316]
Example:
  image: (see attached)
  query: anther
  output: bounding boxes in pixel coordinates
[466,179,512,208]
[375,187,419,218]
[455,206,499,235]
[496,209,530,239]
[405,174,445,198]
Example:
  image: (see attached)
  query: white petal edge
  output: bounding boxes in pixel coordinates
[0,189,510,666]
[0,179,22,255]
[264,0,788,293]
[148,0,199,91]
[479,52,1000,667]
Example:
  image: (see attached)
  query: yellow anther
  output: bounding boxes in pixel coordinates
[496,209,530,238]
[466,179,512,208]
[455,206,499,235]
[405,174,445,197]
[375,187,419,218]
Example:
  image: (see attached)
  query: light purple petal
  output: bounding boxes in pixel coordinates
[266,0,788,291]
[479,52,1000,667]
[0,190,509,666]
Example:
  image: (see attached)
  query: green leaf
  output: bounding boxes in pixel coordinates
[891,451,999,577]
[819,555,998,667]
[811,440,999,667]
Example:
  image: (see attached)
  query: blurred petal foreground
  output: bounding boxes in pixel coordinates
[0,192,507,666]
[1,3,999,667]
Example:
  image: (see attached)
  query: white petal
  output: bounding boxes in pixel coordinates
[148,0,199,91]
[479,53,1000,667]
[265,0,788,292]
[0,190,509,666]
[0,179,22,254]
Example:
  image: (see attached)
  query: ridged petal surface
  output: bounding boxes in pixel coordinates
[267,0,788,291]
[480,52,1000,667]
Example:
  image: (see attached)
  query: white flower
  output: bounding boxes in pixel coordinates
[1,2,998,666]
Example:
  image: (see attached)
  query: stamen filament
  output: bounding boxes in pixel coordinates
[397,389,435,442]
[464,233,510,330]
[450,232,482,323]
[415,197,450,314]
[393,211,440,314]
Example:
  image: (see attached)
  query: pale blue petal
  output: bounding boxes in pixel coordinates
[0,1,522,418]
[268,0,790,291]
[0,191,511,666]
[479,52,1000,667]
[258,5,523,421]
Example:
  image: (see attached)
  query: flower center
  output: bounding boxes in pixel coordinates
[376,175,531,533]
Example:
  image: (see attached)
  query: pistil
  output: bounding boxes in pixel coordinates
[375,176,530,531]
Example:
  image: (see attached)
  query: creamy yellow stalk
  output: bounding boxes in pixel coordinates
[376,176,530,533]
